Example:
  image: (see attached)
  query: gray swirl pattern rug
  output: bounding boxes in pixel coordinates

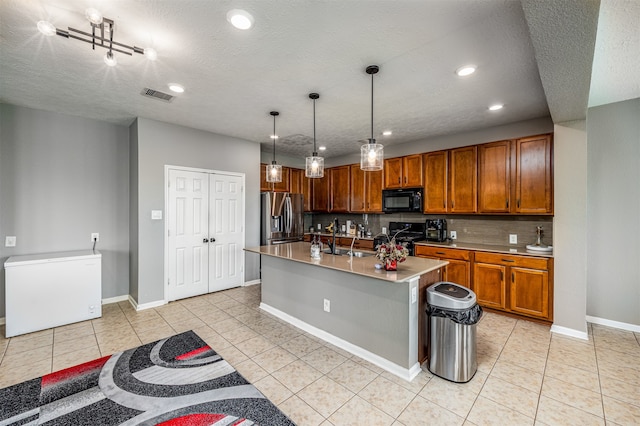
[0,330,296,425]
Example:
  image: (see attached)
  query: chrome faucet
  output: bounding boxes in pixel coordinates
[330,218,339,254]
[349,235,359,257]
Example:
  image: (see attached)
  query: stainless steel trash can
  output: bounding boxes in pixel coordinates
[426,282,482,383]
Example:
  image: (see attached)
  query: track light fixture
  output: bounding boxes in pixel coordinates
[37,8,157,66]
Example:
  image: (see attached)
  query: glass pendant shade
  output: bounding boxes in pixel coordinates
[305,154,324,178]
[360,141,384,171]
[266,162,282,183]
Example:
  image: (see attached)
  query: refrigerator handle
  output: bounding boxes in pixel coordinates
[285,196,292,234]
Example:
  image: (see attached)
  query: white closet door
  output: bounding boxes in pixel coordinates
[167,169,209,301]
[209,173,244,292]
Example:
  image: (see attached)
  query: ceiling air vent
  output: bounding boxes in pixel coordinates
[140,88,174,102]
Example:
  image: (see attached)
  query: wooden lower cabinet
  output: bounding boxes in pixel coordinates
[414,246,471,288]
[416,245,553,322]
[474,251,552,321]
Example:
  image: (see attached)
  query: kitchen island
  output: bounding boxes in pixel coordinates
[245,242,447,381]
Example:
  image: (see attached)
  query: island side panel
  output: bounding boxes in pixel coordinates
[261,255,414,369]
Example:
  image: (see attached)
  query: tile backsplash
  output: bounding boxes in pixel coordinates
[307,213,553,248]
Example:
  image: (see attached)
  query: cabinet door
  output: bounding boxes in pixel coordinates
[473,262,506,309]
[260,164,272,192]
[515,134,553,214]
[289,168,303,194]
[312,174,330,212]
[449,146,477,213]
[403,154,423,187]
[444,259,471,288]
[350,164,366,213]
[330,166,350,212]
[510,267,549,319]
[423,151,448,213]
[272,167,290,192]
[384,157,403,189]
[302,175,313,212]
[478,141,511,213]
[366,169,384,212]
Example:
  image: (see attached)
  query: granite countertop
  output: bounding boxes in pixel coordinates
[245,242,447,283]
[414,241,554,258]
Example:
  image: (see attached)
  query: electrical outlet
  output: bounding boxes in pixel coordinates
[509,234,517,244]
[5,236,16,247]
[323,298,330,312]
[450,231,457,240]
[411,287,417,304]
[91,233,100,242]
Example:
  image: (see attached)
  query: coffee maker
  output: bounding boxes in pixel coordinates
[425,219,448,242]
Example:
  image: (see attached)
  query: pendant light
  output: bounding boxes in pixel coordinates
[305,93,324,178]
[266,111,282,183]
[360,65,384,171]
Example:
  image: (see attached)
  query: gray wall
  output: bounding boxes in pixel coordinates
[0,104,130,318]
[553,121,588,334]
[130,118,261,305]
[587,98,640,325]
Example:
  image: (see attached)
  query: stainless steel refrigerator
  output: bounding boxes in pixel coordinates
[261,192,304,245]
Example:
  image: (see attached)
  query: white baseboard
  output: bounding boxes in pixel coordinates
[550,324,589,340]
[129,295,166,311]
[244,279,261,287]
[586,315,640,333]
[260,302,421,382]
[102,295,129,305]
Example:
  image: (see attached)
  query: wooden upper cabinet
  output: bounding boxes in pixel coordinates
[350,164,384,213]
[515,134,553,214]
[289,168,303,194]
[423,151,448,213]
[384,157,403,188]
[449,146,477,213]
[330,165,350,212]
[312,174,330,212]
[383,154,422,189]
[260,163,290,192]
[478,141,511,213]
[302,174,313,212]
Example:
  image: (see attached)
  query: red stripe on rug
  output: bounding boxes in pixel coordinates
[158,413,227,425]
[41,355,111,387]
[175,345,212,360]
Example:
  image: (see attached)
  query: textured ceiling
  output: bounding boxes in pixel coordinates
[0,1,635,160]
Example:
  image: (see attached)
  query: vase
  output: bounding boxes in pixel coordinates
[384,259,397,271]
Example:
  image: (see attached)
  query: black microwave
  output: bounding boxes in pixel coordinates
[382,188,423,213]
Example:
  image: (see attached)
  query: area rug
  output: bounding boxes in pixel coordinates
[0,330,295,425]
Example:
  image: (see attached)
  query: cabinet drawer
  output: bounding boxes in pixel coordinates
[474,251,549,269]
[415,245,471,261]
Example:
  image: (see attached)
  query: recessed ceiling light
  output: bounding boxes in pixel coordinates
[37,20,56,36]
[270,135,278,139]
[168,83,184,93]
[144,47,158,61]
[319,146,326,151]
[456,65,477,77]
[382,130,392,136]
[227,9,254,30]
[489,104,504,111]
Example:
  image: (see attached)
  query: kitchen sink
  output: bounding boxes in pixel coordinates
[347,251,374,258]
[323,249,374,257]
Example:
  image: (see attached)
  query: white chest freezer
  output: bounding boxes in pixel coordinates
[4,250,102,338]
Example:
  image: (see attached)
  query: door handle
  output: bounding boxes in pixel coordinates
[203,238,209,243]
[210,237,216,242]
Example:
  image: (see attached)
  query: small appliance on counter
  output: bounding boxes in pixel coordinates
[426,219,448,242]
[374,221,426,256]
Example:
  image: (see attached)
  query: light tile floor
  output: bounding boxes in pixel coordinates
[1,285,639,425]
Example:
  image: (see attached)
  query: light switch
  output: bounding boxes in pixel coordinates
[151,210,163,220]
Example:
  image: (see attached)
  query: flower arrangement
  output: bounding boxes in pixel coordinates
[375,237,409,271]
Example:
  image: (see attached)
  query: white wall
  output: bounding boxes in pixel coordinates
[130,118,261,305]
[0,104,130,318]
[552,121,588,337]
[586,98,640,326]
